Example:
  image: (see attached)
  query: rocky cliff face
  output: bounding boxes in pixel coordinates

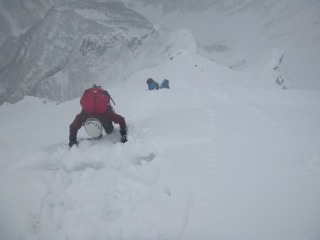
[0,1,152,104]
[34,26,197,102]
[34,31,140,102]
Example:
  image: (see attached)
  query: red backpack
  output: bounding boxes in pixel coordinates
[80,87,112,114]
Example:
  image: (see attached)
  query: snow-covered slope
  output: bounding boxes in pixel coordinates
[1,45,320,239]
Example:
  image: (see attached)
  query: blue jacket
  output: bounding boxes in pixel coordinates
[148,81,159,90]
[160,79,170,89]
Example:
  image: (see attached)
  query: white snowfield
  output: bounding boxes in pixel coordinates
[1,48,320,240]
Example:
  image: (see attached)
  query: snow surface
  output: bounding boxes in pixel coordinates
[1,45,320,239]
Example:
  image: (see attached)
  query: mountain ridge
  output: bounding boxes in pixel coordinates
[0,1,152,104]
[0,0,319,105]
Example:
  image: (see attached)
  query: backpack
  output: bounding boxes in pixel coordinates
[80,87,112,114]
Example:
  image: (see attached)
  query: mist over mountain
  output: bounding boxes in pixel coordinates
[125,0,320,90]
[35,26,196,102]
[0,0,319,105]
[0,1,151,104]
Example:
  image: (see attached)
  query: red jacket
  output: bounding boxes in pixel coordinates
[69,106,126,142]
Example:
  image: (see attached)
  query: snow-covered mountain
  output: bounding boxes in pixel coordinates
[0,1,319,239]
[0,1,152,104]
[1,0,319,105]
[1,35,320,239]
[125,0,320,90]
[35,26,198,102]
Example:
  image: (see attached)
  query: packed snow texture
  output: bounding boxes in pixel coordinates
[1,41,320,239]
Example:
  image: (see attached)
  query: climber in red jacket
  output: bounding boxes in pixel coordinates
[69,85,127,147]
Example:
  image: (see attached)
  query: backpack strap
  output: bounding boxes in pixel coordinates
[101,89,115,105]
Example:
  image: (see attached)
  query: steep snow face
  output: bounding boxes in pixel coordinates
[35,26,198,102]
[0,1,152,105]
[0,45,320,240]
[244,48,291,89]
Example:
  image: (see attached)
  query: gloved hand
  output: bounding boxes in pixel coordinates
[69,141,78,147]
[120,129,127,143]
[121,135,127,143]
